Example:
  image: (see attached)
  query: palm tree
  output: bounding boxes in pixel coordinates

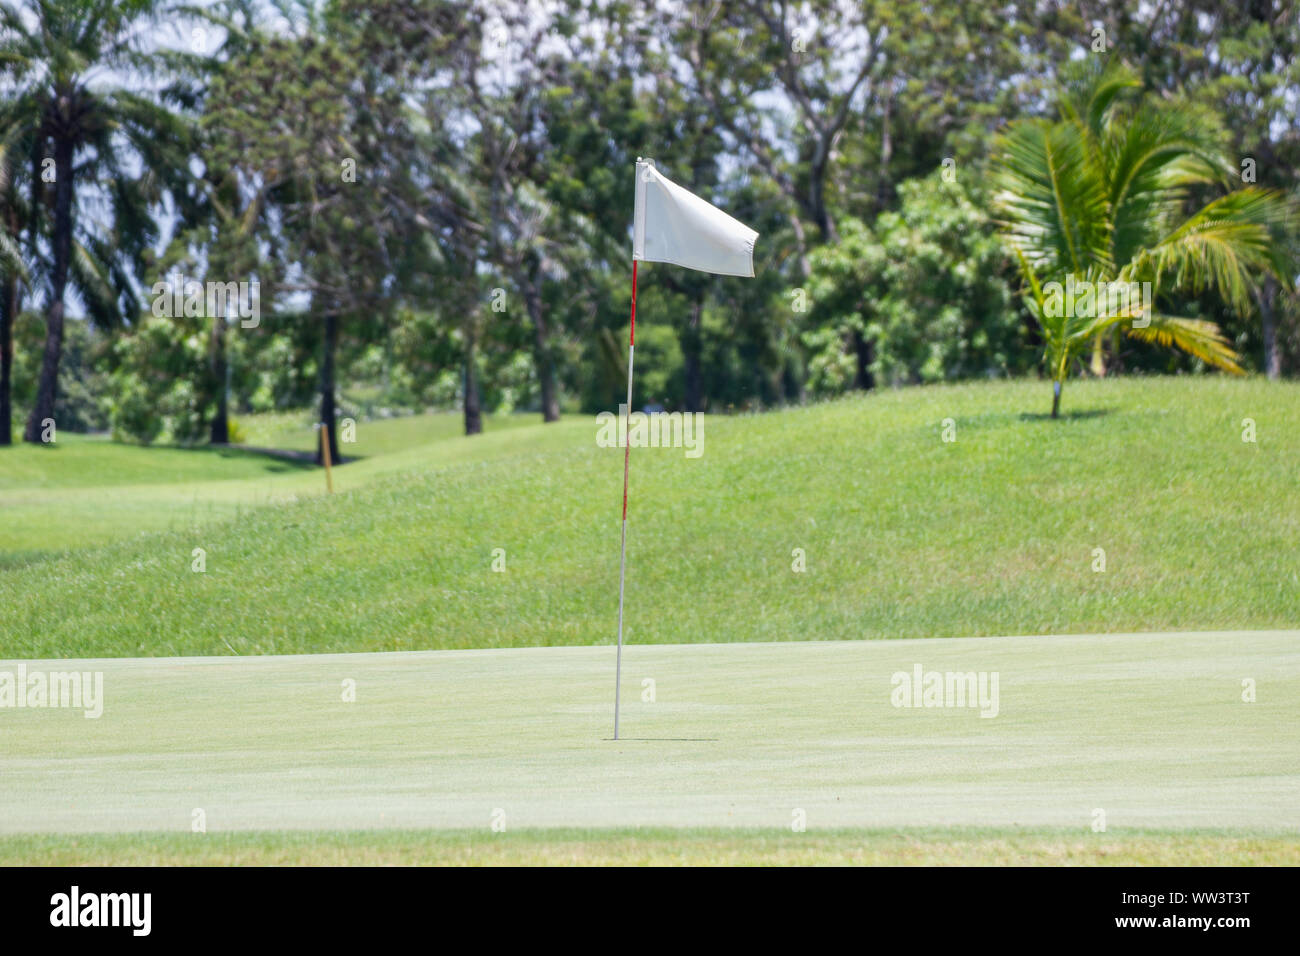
[0,0,195,443]
[994,61,1292,417]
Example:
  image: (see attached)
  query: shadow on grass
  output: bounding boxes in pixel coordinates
[0,550,67,573]
[1017,408,1113,422]
[941,407,1115,432]
[1,435,331,471]
[224,444,361,468]
[605,738,721,742]
[136,440,364,469]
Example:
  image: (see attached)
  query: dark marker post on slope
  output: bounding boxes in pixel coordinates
[613,157,759,740]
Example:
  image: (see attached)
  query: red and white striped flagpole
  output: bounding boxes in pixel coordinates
[613,258,638,740]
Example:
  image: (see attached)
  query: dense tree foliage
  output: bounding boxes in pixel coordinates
[0,0,1294,445]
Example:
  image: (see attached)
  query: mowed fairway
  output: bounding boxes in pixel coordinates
[2,630,1297,863]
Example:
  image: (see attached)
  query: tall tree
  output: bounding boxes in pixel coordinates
[668,0,1046,389]
[463,2,574,423]
[206,1,424,462]
[188,0,280,444]
[0,0,195,443]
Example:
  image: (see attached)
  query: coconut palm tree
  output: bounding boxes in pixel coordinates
[0,0,196,443]
[994,61,1292,417]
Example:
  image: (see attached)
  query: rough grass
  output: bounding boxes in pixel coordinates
[2,377,1296,658]
[234,407,534,455]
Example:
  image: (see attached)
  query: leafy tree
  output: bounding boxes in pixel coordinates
[184,0,286,444]
[376,0,490,433]
[205,1,425,461]
[108,311,207,444]
[807,173,1024,393]
[669,0,1053,389]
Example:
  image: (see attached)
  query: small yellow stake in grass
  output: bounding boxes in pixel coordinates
[318,422,334,494]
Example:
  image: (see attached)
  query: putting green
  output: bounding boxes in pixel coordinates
[3,630,1296,835]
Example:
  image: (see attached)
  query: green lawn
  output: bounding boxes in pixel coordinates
[1,632,1296,863]
[2,376,1297,865]
[234,408,535,457]
[2,377,1296,657]
[0,431,312,490]
[0,411,549,558]
[4,828,1295,866]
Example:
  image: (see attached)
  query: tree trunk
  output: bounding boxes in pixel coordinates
[1259,276,1280,381]
[810,158,835,244]
[786,210,811,280]
[209,314,229,444]
[683,294,704,413]
[1089,332,1106,377]
[1051,380,1061,419]
[522,268,559,423]
[876,88,893,211]
[25,137,73,444]
[851,328,875,390]
[463,328,482,436]
[315,311,341,465]
[0,202,19,446]
[0,272,16,447]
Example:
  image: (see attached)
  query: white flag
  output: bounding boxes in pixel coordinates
[633,160,758,277]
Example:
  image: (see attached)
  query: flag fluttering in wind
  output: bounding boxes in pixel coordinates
[613,159,759,740]
[633,161,759,277]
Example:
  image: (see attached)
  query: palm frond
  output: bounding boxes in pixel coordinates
[69,237,118,322]
[993,119,1111,276]
[1106,103,1232,267]
[0,228,27,280]
[1133,188,1290,315]
[1057,58,1140,137]
[1125,314,1244,373]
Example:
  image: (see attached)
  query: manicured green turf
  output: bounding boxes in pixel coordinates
[4,828,1296,866]
[2,633,1297,845]
[2,377,1296,657]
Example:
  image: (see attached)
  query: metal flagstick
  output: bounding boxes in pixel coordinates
[613,157,756,739]
[614,258,638,740]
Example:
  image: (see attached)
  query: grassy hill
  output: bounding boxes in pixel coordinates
[2,377,1298,659]
[0,411,531,558]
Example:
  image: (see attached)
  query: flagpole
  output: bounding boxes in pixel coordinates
[614,258,638,740]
